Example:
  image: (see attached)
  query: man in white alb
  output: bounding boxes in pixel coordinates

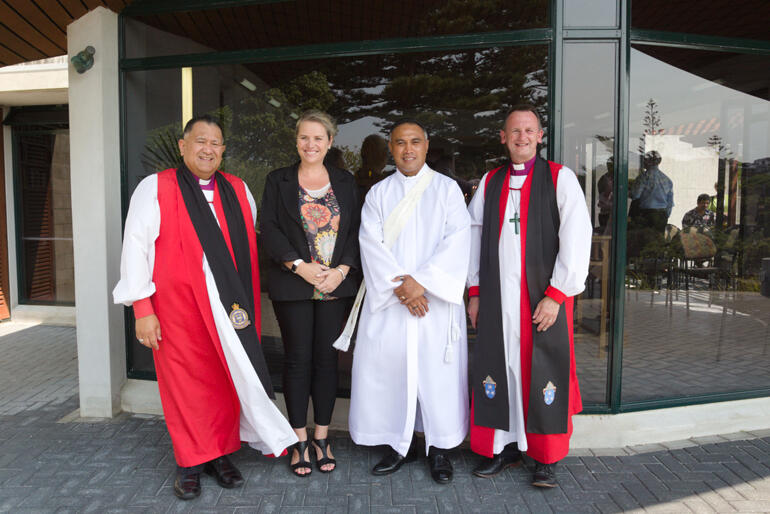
[349,120,470,484]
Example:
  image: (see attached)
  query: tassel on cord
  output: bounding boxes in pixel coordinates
[333,279,366,352]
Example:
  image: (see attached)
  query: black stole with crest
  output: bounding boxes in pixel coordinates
[176,164,274,399]
[473,157,570,434]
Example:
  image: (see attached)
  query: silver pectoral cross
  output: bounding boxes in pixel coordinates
[509,213,520,234]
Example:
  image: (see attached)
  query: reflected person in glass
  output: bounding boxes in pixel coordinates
[355,133,390,200]
[628,150,674,258]
[682,193,715,233]
[259,110,361,477]
[597,157,614,234]
[629,150,673,233]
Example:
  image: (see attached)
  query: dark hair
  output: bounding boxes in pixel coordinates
[504,104,543,130]
[643,150,662,166]
[182,114,225,139]
[323,147,346,170]
[697,193,710,203]
[390,118,429,140]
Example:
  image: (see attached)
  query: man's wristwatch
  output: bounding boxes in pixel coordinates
[291,259,303,273]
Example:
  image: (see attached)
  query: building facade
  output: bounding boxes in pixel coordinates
[0,0,768,446]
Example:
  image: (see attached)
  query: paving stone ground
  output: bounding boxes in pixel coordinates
[1,323,770,513]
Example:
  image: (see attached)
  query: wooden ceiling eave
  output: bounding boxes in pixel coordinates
[0,0,134,67]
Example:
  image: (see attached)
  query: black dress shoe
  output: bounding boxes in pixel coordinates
[472,451,523,478]
[372,445,418,476]
[204,455,244,488]
[173,471,201,500]
[532,461,557,488]
[428,451,453,484]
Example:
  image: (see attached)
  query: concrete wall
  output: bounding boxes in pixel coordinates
[52,132,74,303]
[0,57,68,106]
[573,397,770,448]
[121,378,770,448]
[67,7,125,417]
[1,112,14,311]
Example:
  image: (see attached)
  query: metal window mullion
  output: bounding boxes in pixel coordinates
[10,128,25,305]
[608,0,631,413]
[630,29,770,55]
[550,0,563,163]
[120,29,553,71]
[619,388,770,413]
[118,11,139,381]
[122,0,292,16]
[564,29,621,39]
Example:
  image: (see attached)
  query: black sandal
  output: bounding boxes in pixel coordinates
[290,440,312,477]
[312,438,337,473]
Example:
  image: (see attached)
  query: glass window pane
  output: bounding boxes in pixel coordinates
[124,45,549,386]
[564,0,618,28]
[14,129,74,305]
[562,42,616,406]
[623,45,770,403]
[125,0,549,59]
[632,1,768,41]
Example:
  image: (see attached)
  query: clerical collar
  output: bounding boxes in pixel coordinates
[396,163,427,181]
[509,156,536,176]
[198,177,215,191]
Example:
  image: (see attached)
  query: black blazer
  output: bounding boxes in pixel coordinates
[259,162,361,301]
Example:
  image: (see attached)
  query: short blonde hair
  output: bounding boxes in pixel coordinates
[295,110,338,139]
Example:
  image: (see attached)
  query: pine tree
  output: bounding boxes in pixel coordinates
[638,98,661,155]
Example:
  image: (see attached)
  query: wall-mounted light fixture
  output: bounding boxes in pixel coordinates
[71,46,95,74]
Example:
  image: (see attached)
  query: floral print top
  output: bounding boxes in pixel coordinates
[681,208,715,231]
[299,185,340,300]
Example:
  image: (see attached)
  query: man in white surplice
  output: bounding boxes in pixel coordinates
[349,120,470,484]
[466,106,591,488]
[113,116,296,500]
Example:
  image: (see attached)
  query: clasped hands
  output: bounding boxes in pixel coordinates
[393,275,429,318]
[295,261,345,295]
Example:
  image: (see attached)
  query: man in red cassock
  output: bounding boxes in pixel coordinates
[114,115,296,500]
[466,105,592,487]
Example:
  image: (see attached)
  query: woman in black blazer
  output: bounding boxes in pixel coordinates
[259,110,360,477]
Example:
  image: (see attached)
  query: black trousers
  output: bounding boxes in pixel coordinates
[272,298,351,428]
